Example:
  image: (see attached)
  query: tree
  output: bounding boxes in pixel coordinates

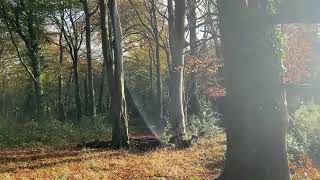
[99,0,129,148]
[217,1,292,179]
[186,0,201,116]
[0,0,46,117]
[80,0,96,117]
[168,0,187,142]
[54,2,85,121]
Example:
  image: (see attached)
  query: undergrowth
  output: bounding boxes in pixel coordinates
[0,116,111,148]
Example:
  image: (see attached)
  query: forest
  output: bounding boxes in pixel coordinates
[0,0,320,179]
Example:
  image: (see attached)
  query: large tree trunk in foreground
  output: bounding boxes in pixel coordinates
[109,0,129,148]
[169,0,187,141]
[100,0,129,148]
[82,0,96,117]
[218,1,290,180]
[187,0,201,116]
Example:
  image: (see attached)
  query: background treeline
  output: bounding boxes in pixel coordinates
[0,0,320,179]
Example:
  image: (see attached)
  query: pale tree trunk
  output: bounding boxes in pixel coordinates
[217,1,291,180]
[169,0,187,141]
[81,0,96,117]
[187,0,201,116]
[109,0,129,148]
[100,0,129,148]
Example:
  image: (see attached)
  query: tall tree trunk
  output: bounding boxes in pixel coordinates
[100,0,115,122]
[58,29,65,121]
[148,49,154,99]
[218,1,291,180]
[100,0,129,148]
[83,77,89,116]
[109,0,129,148]
[98,62,106,113]
[187,0,201,116]
[72,51,82,121]
[82,0,96,117]
[150,0,164,126]
[169,0,187,141]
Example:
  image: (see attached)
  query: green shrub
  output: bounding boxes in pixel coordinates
[288,104,320,167]
[0,115,111,148]
[188,106,222,138]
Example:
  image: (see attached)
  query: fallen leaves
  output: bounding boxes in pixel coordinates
[0,135,226,180]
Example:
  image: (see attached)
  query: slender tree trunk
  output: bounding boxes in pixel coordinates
[1,76,5,115]
[150,0,164,125]
[148,48,154,100]
[218,1,291,180]
[109,0,129,148]
[83,77,89,116]
[169,0,187,141]
[72,51,82,121]
[58,30,65,121]
[187,0,201,116]
[82,0,96,117]
[98,62,106,113]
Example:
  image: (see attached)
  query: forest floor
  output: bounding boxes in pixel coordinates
[0,134,226,179]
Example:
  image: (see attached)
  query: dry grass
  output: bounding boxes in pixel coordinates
[0,135,226,180]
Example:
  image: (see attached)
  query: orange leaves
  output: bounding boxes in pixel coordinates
[282,24,317,84]
[290,155,320,180]
[0,135,226,179]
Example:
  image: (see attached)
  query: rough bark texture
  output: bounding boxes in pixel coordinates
[218,1,291,180]
[82,0,96,117]
[169,0,187,140]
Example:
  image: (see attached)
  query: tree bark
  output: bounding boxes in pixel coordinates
[58,29,65,121]
[100,0,129,148]
[187,0,201,116]
[109,0,129,148]
[150,0,164,126]
[169,0,187,141]
[81,0,96,117]
[218,1,291,180]
[73,51,82,121]
[98,62,106,113]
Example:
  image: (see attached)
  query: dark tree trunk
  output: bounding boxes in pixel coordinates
[82,0,96,117]
[150,0,164,125]
[98,62,106,113]
[58,30,65,121]
[73,53,82,121]
[187,0,201,116]
[168,0,187,141]
[218,1,291,180]
[83,77,89,116]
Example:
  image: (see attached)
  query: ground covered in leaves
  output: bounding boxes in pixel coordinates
[0,135,226,179]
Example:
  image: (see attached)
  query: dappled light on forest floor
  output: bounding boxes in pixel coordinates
[0,135,226,179]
